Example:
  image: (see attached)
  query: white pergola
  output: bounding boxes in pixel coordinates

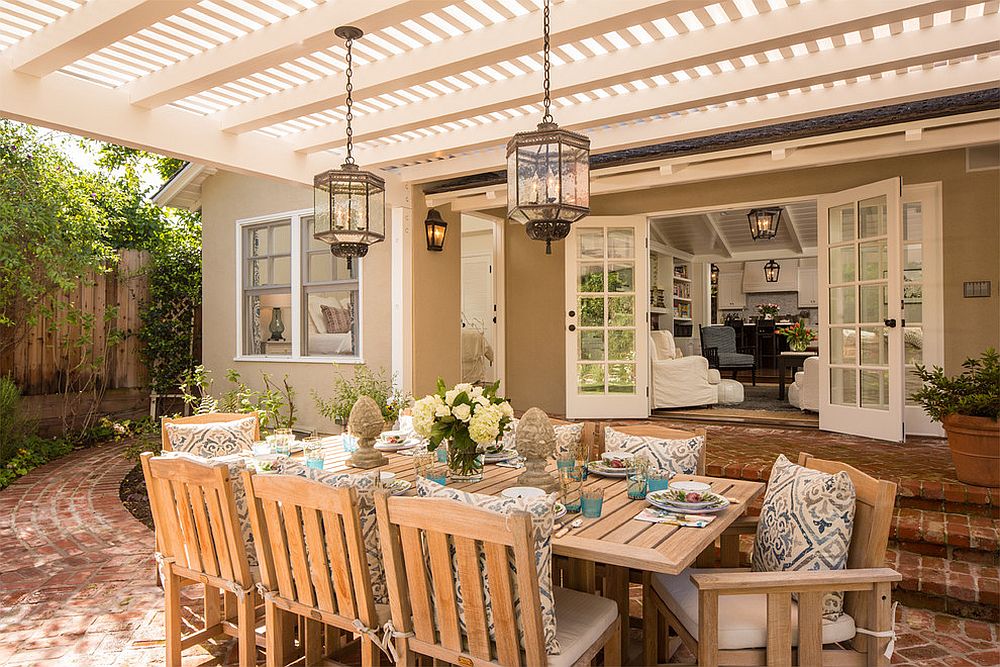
[1,0,998,190]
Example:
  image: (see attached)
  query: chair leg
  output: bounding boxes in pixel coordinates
[603,616,621,667]
[752,367,756,386]
[303,618,324,666]
[361,635,379,667]
[163,568,182,667]
[642,573,658,667]
[236,591,257,667]
[265,601,288,667]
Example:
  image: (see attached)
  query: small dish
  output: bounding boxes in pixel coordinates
[501,486,546,500]
[600,451,636,469]
[553,502,567,520]
[380,471,397,485]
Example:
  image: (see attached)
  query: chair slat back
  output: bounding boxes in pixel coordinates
[596,423,707,475]
[161,412,260,451]
[140,452,252,587]
[242,472,377,626]
[798,453,897,632]
[375,494,548,666]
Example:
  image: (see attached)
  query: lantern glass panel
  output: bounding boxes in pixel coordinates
[560,143,589,208]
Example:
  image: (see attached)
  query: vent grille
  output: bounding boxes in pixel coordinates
[966,144,1000,171]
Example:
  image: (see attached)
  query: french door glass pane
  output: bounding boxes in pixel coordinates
[579,330,604,361]
[608,330,635,361]
[578,230,604,258]
[608,296,634,326]
[607,364,636,393]
[859,241,888,281]
[830,368,857,406]
[859,196,887,238]
[829,286,855,324]
[579,264,604,292]
[830,327,857,365]
[577,364,604,393]
[860,327,888,365]
[579,297,604,327]
[859,285,886,323]
[829,246,856,283]
[829,204,855,243]
[903,202,924,406]
[608,263,634,292]
[607,228,635,258]
[860,369,889,410]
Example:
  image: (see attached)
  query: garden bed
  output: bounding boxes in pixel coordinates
[119,462,153,531]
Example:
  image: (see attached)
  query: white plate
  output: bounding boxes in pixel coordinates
[374,438,421,451]
[553,503,567,520]
[501,486,546,500]
[483,449,517,463]
[670,481,712,493]
[586,461,634,478]
[647,491,730,514]
[650,489,725,509]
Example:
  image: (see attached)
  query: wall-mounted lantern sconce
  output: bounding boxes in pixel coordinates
[424,208,448,251]
[764,259,781,283]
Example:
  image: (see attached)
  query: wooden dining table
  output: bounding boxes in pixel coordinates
[300,439,765,663]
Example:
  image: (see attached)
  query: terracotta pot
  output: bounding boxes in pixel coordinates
[942,414,1000,488]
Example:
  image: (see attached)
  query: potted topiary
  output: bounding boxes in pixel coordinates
[911,348,1000,487]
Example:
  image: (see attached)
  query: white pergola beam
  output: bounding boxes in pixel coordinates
[7,0,198,77]
[219,0,703,134]
[355,18,1000,169]
[126,0,433,109]
[0,67,329,186]
[781,206,805,254]
[290,0,978,153]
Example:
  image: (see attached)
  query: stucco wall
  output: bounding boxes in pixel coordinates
[490,148,1000,413]
[200,171,394,433]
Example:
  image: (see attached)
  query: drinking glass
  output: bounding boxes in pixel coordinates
[647,468,674,493]
[413,450,437,478]
[627,471,648,500]
[556,453,578,473]
[426,463,448,486]
[560,466,584,513]
[304,437,324,470]
[435,442,448,463]
[251,440,271,456]
[342,431,358,453]
[581,487,605,518]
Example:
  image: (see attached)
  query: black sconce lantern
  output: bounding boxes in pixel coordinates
[710,263,719,284]
[764,259,781,283]
[747,207,782,241]
[424,208,448,252]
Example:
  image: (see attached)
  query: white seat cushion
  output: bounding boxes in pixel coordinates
[652,568,856,651]
[547,586,618,667]
[716,379,744,404]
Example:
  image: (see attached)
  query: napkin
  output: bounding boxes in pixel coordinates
[634,508,717,528]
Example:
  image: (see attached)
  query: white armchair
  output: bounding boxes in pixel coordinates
[788,356,819,411]
[650,330,720,409]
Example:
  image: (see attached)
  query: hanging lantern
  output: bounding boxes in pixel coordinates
[506,0,590,254]
[424,208,448,252]
[710,263,719,284]
[764,259,781,283]
[747,207,782,241]
[313,26,385,269]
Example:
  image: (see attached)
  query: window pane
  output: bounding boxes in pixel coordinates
[829,246,855,284]
[859,285,886,323]
[578,229,604,258]
[607,363,636,394]
[608,330,635,361]
[577,363,604,394]
[308,252,334,283]
[830,327,856,365]
[860,369,889,410]
[608,263,634,292]
[830,367,857,407]
[271,256,291,285]
[859,195,887,238]
[904,327,923,365]
[271,224,291,254]
[903,202,922,242]
[578,264,604,292]
[829,286,855,324]
[249,226,268,256]
[304,290,358,357]
[245,291,291,356]
[608,296,634,326]
[579,297,604,327]
[607,228,634,259]
[859,327,888,366]
[578,330,604,361]
[859,240,887,281]
[248,258,268,286]
[828,204,855,243]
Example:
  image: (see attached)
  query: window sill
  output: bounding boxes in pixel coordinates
[233,355,366,365]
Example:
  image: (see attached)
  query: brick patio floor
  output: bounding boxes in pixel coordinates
[1,440,997,666]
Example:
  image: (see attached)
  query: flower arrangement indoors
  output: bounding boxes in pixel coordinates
[756,303,780,319]
[778,321,817,352]
[412,379,514,482]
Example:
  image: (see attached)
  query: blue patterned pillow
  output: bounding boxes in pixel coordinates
[604,426,703,475]
[416,477,560,654]
[751,455,856,619]
[164,417,256,457]
[501,419,584,457]
[277,461,387,605]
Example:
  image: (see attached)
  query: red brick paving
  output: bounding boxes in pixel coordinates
[1,440,997,666]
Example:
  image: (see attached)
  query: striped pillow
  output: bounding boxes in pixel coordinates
[320,304,352,333]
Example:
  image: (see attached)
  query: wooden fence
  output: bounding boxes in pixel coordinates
[0,249,150,396]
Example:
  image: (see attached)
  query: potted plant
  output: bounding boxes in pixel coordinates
[314,366,408,431]
[411,379,513,482]
[911,348,1000,487]
[778,321,817,352]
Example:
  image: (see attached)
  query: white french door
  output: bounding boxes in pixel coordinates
[817,178,904,442]
[564,217,649,419]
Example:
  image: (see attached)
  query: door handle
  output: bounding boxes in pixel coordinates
[883,318,897,328]
[568,324,576,332]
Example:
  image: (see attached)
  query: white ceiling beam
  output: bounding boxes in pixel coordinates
[6,0,198,77]
[780,206,805,254]
[0,67,330,187]
[219,0,707,134]
[357,18,999,169]
[290,0,977,153]
[703,213,734,258]
[126,0,432,109]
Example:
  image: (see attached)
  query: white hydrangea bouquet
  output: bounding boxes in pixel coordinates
[411,379,514,481]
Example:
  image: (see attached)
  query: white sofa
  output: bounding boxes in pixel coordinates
[650,330,721,409]
[788,355,819,412]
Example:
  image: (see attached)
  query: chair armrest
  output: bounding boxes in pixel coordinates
[721,515,758,536]
[737,346,756,356]
[703,346,719,368]
[691,568,901,595]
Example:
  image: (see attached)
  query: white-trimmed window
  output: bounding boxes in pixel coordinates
[237,210,362,362]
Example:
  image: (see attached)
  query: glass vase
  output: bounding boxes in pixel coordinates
[448,446,484,483]
[789,340,809,352]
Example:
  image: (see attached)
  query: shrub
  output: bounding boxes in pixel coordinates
[0,376,34,465]
[911,348,1000,422]
[314,365,408,426]
[179,365,296,431]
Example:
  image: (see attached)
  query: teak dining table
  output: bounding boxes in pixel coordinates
[303,440,766,663]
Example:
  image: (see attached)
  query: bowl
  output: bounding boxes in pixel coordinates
[670,480,711,494]
[500,486,546,500]
[379,471,397,484]
[379,430,407,444]
[601,451,636,469]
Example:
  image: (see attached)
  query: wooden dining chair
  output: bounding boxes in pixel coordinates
[161,412,260,451]
[375,493,621,667]
[242,470,385,667]
[642,452,901,667]
[140,452,262,667]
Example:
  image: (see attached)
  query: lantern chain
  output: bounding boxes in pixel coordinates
[541,0,552,124]
[344,34,355,165]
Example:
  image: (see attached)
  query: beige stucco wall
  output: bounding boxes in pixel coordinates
[489,147,1000,414]
[200,171,394,433]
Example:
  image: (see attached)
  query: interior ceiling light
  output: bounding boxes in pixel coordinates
[506,0,590,254]
[764,258,781,282]
[312,26,385,270]
[747,206,782,240]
